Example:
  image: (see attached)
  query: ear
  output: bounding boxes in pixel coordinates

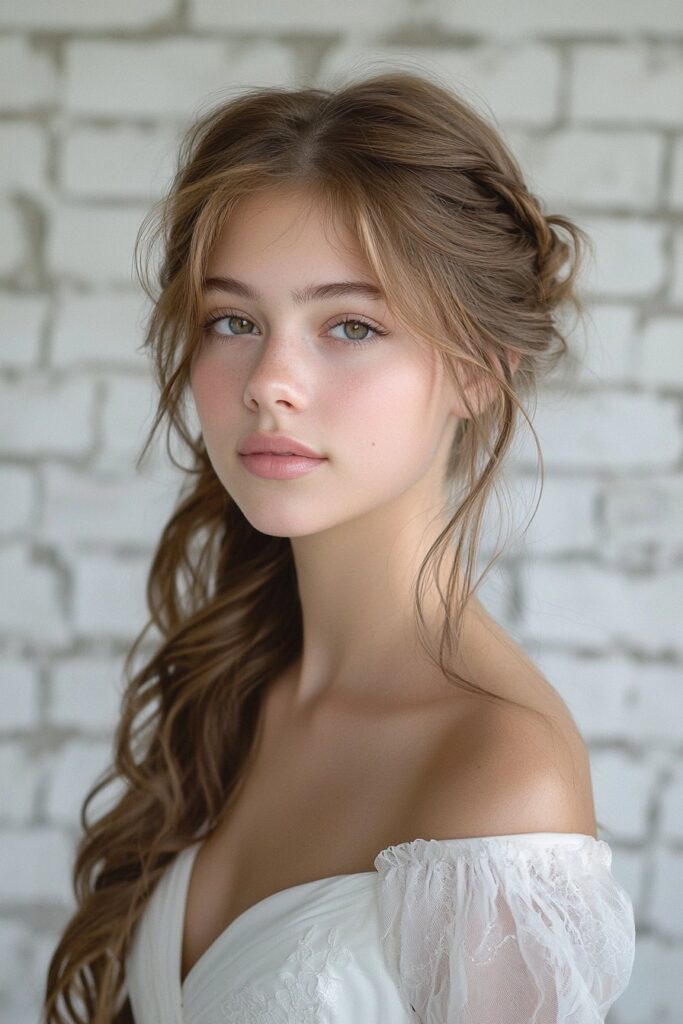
[451,348,521,420]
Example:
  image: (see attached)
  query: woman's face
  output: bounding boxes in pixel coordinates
[189,187,461,538]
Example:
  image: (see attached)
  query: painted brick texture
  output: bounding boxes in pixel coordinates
[0,5,681,1022]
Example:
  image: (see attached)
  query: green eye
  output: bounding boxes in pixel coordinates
[328,318,380,346]
[205,314,255,337]
[200,310,387,348]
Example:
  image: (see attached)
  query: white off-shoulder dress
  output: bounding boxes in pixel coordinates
[125,831,635,1023]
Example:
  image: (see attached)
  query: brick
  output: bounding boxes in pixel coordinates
[569,304,637,385]
[432,0,683,34]
[0,544,67,644]
[625,935,683,1021]
[661,768,683,841]
[65,39,294,119]
[673,230,683,304]
[591,750,650,841]
[512,129,662,209]
[649,847,683,937]
[50,657,124,730]
[0,199,27,277]
[535,654,683,746]
[192,0,410,30]
[52,288,149,368]
[0,0,173,29]
[43,740,120,828]
[513,474,597,554]
[0,828,72,903]
[0,466,35,534]
[0,292,47,369]
[0,123,49,196]
[672,136,683,210]
[0,918,45,1024]
[529,650,631,740]
[520,562,683,652]
[0,742,40,822]
[72,552,151,639]
[41,464,179,547]
[98,373,161,472]
[602,476,683,565]
[60,125,177,200]
[0,37,57,112]
[46,204,147,286]
[638,317,683,386]
[512,390,680,471]
[1,660,40,730]
[623,665,683,744]
[321,43,560,127]
[578,217,666,298]
[571,44,683,126]
[0,375,94,457]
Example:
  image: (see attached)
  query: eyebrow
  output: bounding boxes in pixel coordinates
[201,275,384,305]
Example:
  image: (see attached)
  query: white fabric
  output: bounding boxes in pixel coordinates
[125,832,635,1023]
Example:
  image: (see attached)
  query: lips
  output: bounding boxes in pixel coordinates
[238,433,325,459]
[243,452,315,459]
[239,450,327,480]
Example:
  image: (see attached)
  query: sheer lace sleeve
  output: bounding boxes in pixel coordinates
[373,832,635,1024]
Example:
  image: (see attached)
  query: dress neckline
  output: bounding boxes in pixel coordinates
[176,830,599,998]
[178,840,376,997]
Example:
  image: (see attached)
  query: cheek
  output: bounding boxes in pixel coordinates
[190,351,232,431]
[330,360,442,470]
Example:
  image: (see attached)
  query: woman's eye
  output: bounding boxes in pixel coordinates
[200,311,384,347]
[205,314,256,337]
[328,318,379,345]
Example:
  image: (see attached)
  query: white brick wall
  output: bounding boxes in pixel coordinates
[64,39,296,118]
[673,231,683,302]
[0,5,681,1022]
[0,199,28,276]
[571,44,683,126]
[0,294,47,369]
[0,0,175,31]
[321,43,562,126]
[0,37,57,111]
[2,661,40,729]
[59,125,178,200]
[508,129,664,210]
[46,204,148,285]
[432,0,683,35]
[579,217,667,297]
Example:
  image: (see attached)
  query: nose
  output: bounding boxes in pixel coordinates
[242,332,310,412]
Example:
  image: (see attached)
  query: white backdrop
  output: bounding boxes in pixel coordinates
[0,2,682,1021]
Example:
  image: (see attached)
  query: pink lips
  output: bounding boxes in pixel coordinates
[239,452,327,479]
[238,432,323,459]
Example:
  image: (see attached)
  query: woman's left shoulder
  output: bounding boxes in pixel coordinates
[417,685,598,840]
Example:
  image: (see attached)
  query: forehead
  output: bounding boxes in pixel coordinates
[205,188,371,278]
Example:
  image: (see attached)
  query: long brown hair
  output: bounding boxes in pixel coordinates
[43,68,592,1022]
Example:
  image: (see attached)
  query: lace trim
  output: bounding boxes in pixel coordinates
[219,924,354,1023]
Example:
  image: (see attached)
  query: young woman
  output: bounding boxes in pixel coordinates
[44,69,635,1023]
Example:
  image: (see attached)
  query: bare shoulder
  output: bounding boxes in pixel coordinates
[416,693,598,841]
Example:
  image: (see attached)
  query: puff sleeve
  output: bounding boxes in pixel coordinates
[373,832,635,1024]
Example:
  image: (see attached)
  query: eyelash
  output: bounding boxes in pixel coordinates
[199,309,388,348]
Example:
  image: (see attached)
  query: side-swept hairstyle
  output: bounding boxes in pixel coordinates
[43,69,590,1023]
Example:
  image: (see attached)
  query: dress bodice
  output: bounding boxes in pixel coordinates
[125,832,636,1023]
